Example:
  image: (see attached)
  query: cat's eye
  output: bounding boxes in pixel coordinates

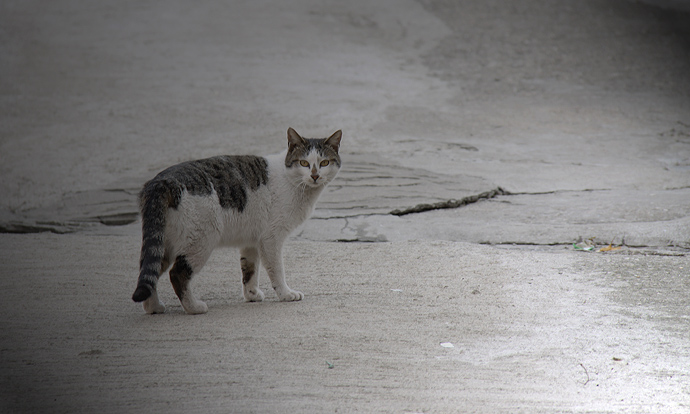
[320,160,330,167]
[299,160,310,167]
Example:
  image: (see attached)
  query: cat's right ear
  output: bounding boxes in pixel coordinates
[287,127,306,150]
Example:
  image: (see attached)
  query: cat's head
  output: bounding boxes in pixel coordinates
[285,127,341,188]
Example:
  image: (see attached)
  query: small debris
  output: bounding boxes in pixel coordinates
[598,244,621,252]
[326,361,334,369]
[573,237,622,253]
[573,237,596,251]
[579,363,591,386]
[440,342,455,348]
[390,289,403,292]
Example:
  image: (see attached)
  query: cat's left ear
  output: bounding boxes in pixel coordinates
[325,130,342,153]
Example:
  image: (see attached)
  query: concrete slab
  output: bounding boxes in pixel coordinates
[1,230,688,413]
[1,0,689,412]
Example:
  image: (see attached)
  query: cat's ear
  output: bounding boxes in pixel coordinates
[325,130,342,153]
[287,127,306,150]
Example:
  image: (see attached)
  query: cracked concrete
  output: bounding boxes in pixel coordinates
[300,187,690,249]
[5,3,689,247]
[1,0,690,412]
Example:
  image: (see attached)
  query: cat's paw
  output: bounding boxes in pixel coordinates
[277,289,304,302]
[143,299,165,315]
[143,293,166,314]
[244,288,265,302]
[181,297,208,315]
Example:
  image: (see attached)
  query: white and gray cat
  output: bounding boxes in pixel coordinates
[132,128,342,314]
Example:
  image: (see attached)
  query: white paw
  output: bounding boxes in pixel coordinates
[277,289,304,302]
[143,301,166,314]
[244,288,265,302]
[143,293,166,314]
[181,297,208,315]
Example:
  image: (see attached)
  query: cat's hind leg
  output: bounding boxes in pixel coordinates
[169,255,208,315]
[240,247,264,302]
[141,257,169,314]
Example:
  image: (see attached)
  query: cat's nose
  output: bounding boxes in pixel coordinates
[310,174,319,182]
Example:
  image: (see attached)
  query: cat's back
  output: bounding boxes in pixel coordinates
[141,155,270,213]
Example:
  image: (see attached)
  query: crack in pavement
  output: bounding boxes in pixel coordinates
[389,187,510,216]
[385,186,615,218]
[0,185,651,233]
[485,242,687,256]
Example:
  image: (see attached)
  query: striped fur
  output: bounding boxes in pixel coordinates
[131,156,269,303]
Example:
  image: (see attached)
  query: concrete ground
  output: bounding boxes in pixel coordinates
[1,0,689,413]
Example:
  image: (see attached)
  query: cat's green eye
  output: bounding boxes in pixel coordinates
[320,160,330,167]
[299,160,310,167]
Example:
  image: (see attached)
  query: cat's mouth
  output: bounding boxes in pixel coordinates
[305,177,324,187]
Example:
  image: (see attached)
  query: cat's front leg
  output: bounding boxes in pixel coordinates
[259,239,304,302]
[240,247,264,302]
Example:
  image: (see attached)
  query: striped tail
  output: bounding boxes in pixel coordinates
[132,180,174,302]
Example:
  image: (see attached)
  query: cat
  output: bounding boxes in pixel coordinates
[131,127,342,314]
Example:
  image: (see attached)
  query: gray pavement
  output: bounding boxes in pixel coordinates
[1,0,689,413]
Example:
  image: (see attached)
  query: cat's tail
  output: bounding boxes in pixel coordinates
[132,180,176,303]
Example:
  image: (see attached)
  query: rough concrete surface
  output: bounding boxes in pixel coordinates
[1,0,689,413]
